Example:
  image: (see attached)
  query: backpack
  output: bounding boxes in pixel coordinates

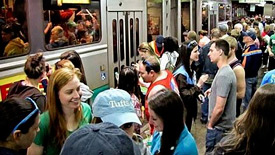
[164,52,175,72]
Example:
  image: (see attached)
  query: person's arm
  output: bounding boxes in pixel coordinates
[207,96,227,129]
[27,143,44,155]
[233,66,246,99]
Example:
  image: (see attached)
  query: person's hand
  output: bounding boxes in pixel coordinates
[198,94,205,103]
[269,52,274,57]
[197,74,209,88]
[133,63,140,72]
[204,88,211,97]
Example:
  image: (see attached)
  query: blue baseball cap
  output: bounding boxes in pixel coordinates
[60,122,141,155]
[243,31,256,41]
[92,89,141,127]
[156,35,164,48]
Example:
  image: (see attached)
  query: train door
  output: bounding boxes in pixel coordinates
[208,3,218,34]
[107,11,142,87]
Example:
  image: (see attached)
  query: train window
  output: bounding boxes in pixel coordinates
[0,0,29,58]
[112,19,117,63]
[43,0,101,50]
[218,4,225,22]
[119,19,124,61]
[130,18,134,58]
[226,5,231,21]
[136,18,139,56]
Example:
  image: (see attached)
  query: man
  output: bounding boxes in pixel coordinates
[198,28,220,124]
[149,35,164,57]
[60,122,141,155]
[139,56,178,132]
[219,24,229,39]
[206,39,237,153]
[224,36,246,117]
[267,31,275,70]
[241,31,262,110]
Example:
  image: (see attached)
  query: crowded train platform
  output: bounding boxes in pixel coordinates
[1,0,275,155]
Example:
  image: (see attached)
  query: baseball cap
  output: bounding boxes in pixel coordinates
[60,122,141,155]
[92,89,142,127]
[67,21,77,27]
[243,31,256,41]
[156,35,164,48]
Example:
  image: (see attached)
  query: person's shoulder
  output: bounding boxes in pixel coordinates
[176,128,198,155]
[81,102,92,112]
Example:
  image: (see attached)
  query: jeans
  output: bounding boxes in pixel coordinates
[201,83,211,120]
[205,128,225,154]
[242,77,257,111]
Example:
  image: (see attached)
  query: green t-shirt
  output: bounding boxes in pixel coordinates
[270,34,275,54]
[33,102,92,155]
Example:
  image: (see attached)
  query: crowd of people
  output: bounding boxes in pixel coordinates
[1,14,275,155]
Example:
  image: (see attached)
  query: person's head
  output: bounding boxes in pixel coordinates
[219,84,275,154]
[198,30,208,38]
[243,30,256,45]
[118,66,139,96]
[66,21,77,32]
[210,28,221,40]
[139,56,160,83]
[264,25,270,33]
[55,59,75,70]
[60,50,87,84]
[138,42,155,59]
[187,31,197,41]
[176,41,199,75]
[24,52,46,80]
[230,29,240,39]
[234,23,243,32]
[208,39,230,63]
[148,89,184,154]
[224,36,238,58]
[47,67,82,148]
[51,26,64,41]
[1,24,15,42]
[60,122,141,155]
[156,35,164,49]
[219,24,228,35]
[163,36,178,53]
[0,97,40,151]
[92,89,141,137]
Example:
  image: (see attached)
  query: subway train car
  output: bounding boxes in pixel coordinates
[0,0,147,101]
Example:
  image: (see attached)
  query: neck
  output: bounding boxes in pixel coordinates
[0,141,18,152]
[151,72,161,83]
[190,60,193,66]
[62,106,76,120]
[217,57,228,69]
[227,52,237,64]
[25,78,40,88]
[246,42,254,47]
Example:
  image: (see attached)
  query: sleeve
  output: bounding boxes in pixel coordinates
[81,103,92,123]
[215,75,231,98]
[160,53,169,70]
[33,114,49,146]
[175,74,202,101]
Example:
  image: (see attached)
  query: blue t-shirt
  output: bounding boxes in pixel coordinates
[150,126,198,155]
[261,69,275,86]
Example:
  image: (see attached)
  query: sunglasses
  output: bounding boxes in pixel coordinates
[11,97,40,133]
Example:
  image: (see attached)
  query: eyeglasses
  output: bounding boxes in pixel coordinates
[11,97,40,133]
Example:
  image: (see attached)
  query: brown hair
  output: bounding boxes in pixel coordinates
[46,67,82,149]
[24,52,46,79]
[55,59,75,70]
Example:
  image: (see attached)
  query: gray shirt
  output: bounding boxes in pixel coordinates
[208,65,237,130]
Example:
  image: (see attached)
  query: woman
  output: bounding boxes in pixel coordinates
[138,42,157,59]
[160,36,179,72]
[60,50,93,102]
[173,42,205,131]
[149,89,198,155]
[7,52,46,112]
[118,66,142,119]
[27,68,92,155]
[212,84,275,155]
[0,97,40,155]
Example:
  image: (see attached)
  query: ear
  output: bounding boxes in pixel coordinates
[12,130,22,141]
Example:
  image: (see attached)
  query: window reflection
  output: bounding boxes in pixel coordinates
[43,0,101,50]
[0,0,29,58]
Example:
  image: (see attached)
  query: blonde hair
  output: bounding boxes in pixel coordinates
[224,36,238,49]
